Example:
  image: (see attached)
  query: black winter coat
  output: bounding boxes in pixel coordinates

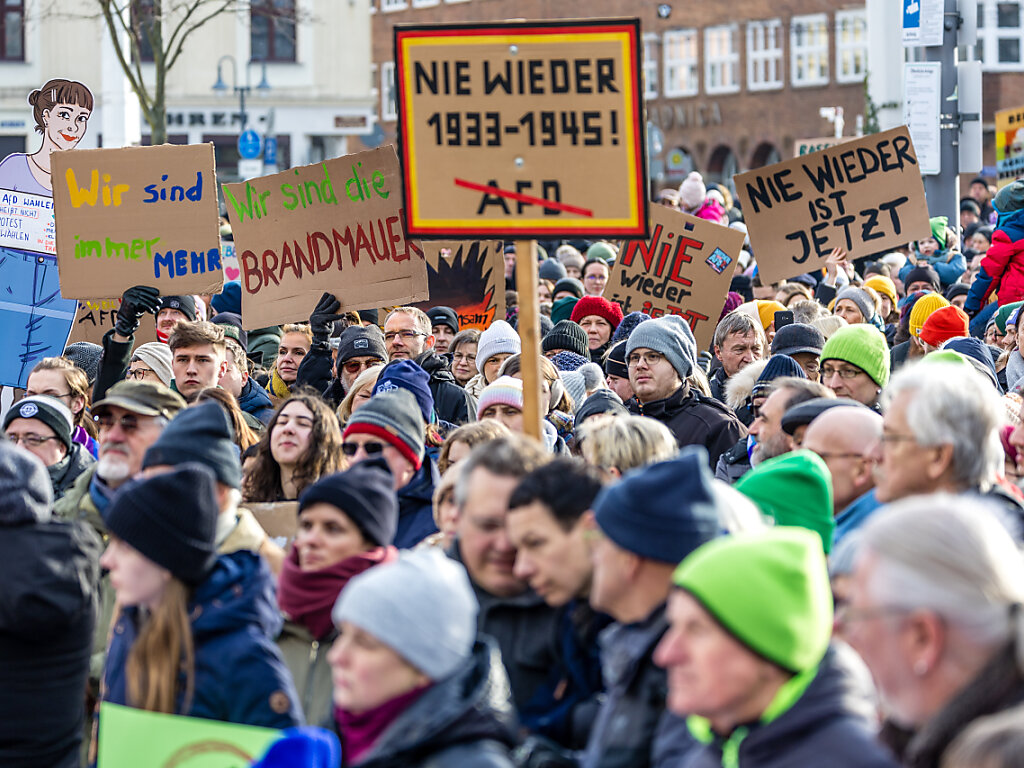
[0,518,102,768]
[49,442,96,501]
[629,385,747,467]
[417,350,478,425]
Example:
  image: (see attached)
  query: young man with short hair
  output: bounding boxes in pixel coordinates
[168,321,227,403]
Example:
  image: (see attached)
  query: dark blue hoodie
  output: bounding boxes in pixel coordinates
[238,378,276,425]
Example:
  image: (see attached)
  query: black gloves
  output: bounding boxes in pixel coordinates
[114,285,161,337]
[309,292,344,350]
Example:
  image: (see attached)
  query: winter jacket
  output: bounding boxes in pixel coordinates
[683,644,897,768]
[714,439,751,485]
[581,604,696,768]
[448,541,561,715]
[833,490,881,549]
[238,378,275,426]
[396,459,440,549]
[49,442,96,501]
[629,384,747,468]
[884,642,1024,768]
[465,372,487,399]
[53,464,106,540]
[0,518,102,768]
[417,350,478,425]
[337,637,518,768]
[92,328,134,403]
[898,250,967,289]
[277,621,336,728]
[964,213,1024,314]
[725,359,767,428]
[100,550,303,732]
[708,367,729,405]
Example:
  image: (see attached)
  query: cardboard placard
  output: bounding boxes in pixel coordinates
[412,240,504,330]
[97,702,280,767]
[607,207,745,350]
[395,19,648,238]
[52,143,223,299]
[65,298,160,347]
[223,145,429,330]
[246,501,299,540]
[734,126,931,285]
[995,105,1024,189]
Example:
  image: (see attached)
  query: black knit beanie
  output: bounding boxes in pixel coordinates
[605,340,629,379]
[336,325,388,370]
[104,464,219,585]
[297,459,399,547]
[159,295,197,322]
[543,320,589,358]
[142,401,242,488]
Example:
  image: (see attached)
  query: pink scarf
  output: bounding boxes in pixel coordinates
[335,684,432,765]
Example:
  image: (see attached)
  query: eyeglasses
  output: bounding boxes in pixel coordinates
[383,330,427,343]
[126,367,155,381]
[6,433,58,447]
[584,274,607,282]
[93,412,145,432]
[815,451,868,461]
[820,365,865,380]
[834,604,908,627]
[341,441,387,457]
[880,432,918,445]
[452,352,476,364]
[341,359,379,376]
[627,351,665,367]
[25,389,72,400]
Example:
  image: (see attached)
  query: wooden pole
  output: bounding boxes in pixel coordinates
[515,239,544,441]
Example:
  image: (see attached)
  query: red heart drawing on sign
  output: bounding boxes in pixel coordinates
[226,267,240,280]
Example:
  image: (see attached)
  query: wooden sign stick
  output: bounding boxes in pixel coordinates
[515,239,544,442]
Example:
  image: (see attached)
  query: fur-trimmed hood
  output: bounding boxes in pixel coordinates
[725,359,769,412]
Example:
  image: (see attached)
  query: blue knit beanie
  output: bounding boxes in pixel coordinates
[612,311,652,344]
[374,360,434,424]
[593,446,721,563]
[251,727,341,768]
[751,354,807,399]
[551,350,589,372]
[626,314,697,380]
[210,281,241,315]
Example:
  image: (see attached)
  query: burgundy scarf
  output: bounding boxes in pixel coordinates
[335,684,432,765]
[277,545,398,640]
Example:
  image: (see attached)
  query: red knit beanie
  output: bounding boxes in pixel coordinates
[570,296,624,330]
[919,305,970,348]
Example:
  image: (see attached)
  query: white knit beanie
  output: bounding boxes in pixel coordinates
[678,171,707,211]
[476,320,521,373]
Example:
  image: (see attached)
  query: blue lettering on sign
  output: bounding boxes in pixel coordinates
[153,247,222,278]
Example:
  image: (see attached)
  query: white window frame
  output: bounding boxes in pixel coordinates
[380,0,407,12]
[704,24,740,94]
[746,19,783,91]
[835,9,867,83]
[381,61,397,122]
[412,0,439,6]
[643,33,659,99]
[791,13,830,87]
[976,0,1024,71]
[663,29,699,97]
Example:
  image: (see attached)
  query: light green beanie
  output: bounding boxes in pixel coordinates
[672,528,833,674]
[735,450,834,553]
[820,324,890,388]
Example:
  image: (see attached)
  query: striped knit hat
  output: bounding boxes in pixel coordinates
[477,376,524,420]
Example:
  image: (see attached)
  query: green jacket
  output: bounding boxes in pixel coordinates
[54,465,106,540]
[276,620,335,727]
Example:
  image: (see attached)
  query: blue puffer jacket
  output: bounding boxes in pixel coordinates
[395,460,439,549]
[101,551,303,731]
[238,378,276,426]
[897,249,967,288]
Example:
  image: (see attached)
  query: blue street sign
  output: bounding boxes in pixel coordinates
[237,129,262,160]
[264,136,277,166]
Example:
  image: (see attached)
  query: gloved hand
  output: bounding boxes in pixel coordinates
[308,292,344,349]
[114,285,161,337]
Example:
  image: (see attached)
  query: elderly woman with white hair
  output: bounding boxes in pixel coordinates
[841,495,1024,768]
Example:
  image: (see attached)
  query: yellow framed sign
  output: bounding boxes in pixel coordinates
[395,19,648,238]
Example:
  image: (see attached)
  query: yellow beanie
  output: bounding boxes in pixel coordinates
[755,300,787,331]
[864,275,898,308]
[909,294,950,338]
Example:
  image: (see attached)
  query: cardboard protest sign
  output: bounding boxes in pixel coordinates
[996,105,1024,189]
[395,19,648,238]
[247,501,299,540]
[52,143,223,299]
[412,240,504,330]
[223,145,429,330]
[607,207,745,350]
[734,126,931,285]
[66,298,159,347]
[97,702,280,767]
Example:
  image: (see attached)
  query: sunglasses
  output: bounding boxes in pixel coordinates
[341,359,379,376]
[341,441,387,457]
[93,412,145,432]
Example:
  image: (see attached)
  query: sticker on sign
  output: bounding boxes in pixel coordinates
[395,19,648,239]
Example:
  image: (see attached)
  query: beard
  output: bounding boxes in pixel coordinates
[97,453,132,483]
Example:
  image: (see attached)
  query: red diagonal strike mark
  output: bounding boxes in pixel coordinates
[454,178,594,217]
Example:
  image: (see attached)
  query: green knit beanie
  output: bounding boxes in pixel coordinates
[672,528,833,674]
[929,215,949,245]
[551,296,579,325]
[735,450,834,552]
[820,324,890,387]
[995,301,1024,335]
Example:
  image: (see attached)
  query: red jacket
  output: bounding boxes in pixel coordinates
[979,229,1024,306]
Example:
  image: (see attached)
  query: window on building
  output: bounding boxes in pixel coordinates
[412,0,439,6]
[643,34,659,99]
[791,13,829,87]
[746,19,783,91]
[381,0,408,11]
[1,0,24,61]
[251,0,297,62]
[976,0,1024,70]
[836,9,867,83]
[381,61,397,121]
[705,25,740,94]
[663,29,698,97]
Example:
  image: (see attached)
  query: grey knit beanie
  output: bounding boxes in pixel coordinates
[342,389,426,469]
[131,342,174,387]
[835,287,876,323]
[332,549,478,680]
[625,315,697,379]
[64,342,103,384]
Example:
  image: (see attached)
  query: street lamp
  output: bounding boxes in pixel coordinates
[212,55,271,131]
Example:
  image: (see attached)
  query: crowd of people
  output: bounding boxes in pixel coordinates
[4,171,1024,768]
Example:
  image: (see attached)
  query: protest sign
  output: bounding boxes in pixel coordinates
[734,126,931,285]
[607,207,745,350]
[66,298,160,347]
[995,105,1024,189]
[395,19,648,238]
[97,702,279,768]
[221,240,241,282]
[247,501,299,540]
[0,189,56,254]
[412,240,504,330]
[223,145,429,329]
[52,143,223,299]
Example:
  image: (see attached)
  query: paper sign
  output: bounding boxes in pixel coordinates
[395,19,648,238]
[793,137,850,158]
[412,240,505,330]
[995,105,1024,189]
[607,207,745,350]
[247,502,299,539]
[902,0,943,47]
[904,63,941,175]
[223,145,429,330]
[66,298,160,347]
[221,240,241,282]
[734,126,931,285]
[0,189,56,254]
[52,143,224,299]
[97,702,280,768]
